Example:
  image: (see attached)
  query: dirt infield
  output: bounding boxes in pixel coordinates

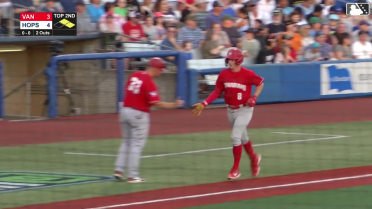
[13,166,372,209]
[0,97,371,146]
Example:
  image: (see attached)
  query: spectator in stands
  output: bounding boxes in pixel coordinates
[182,40,193,52]
[306,4,323,23]
[267,9,286,36]
[143,15,159,40]
[201,31,225,58]
[60,0,75,12]
[207,23,231,48]
[274,44,296,63]
[321,24,336,45]
[289,9,307,25]
[352,31,372,59]
[296,0,315,17]
[153,0,177,24]
[122,11,147,41]
[175,0,193,23]
[40,0,63,12]
[76,0,97,34]
[154,12,166,39]
[308,16,322,38]
[246,0,270,26]
[86,0,104,23]
[99,12,123,38]
[257,0,275,24]
[140,0,152,16]
[235,5,249,33]
[284,21,302,55]
[220,0,237,18]
[315,31,335,60]
[334,22,348,44]
[265,34,277,63]
[193,0,209,31]
[241,28,260,65]
[335,34,353,60]
[161,25,182,51]
[328,14,339,33]
[221,15,242,47]
[11,0,35,22]
[114,0,128,21]
[278,0,294,21]
[99,2,125,30]
[177,14,204,49]
[127,0,141,13]
[321,0,333,17]
[352,20,370,41]
[281,33,298,62]
[255,27,269,64]
[303,42,324,61]
[299,24,314,48]
[205,0,223,30]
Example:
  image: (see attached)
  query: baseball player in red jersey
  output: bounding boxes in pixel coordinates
[192,48,264,180]
[114,57,184,183]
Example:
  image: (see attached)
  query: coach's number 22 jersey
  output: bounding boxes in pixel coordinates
[205,67,264,106]
[123,71,160,112]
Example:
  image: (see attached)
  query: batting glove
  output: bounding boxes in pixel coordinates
[247,96,257,107]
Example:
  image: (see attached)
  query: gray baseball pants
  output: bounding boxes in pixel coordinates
[115,107,149,178]
[227,106,254,146]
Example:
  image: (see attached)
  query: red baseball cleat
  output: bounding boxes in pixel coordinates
[251,154,261,177]
[227,170,241,180]
[127,177,145,183]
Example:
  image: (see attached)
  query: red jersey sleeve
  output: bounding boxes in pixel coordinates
[249,71,264,86]
[146,78,160,105]
[202,72,225,106]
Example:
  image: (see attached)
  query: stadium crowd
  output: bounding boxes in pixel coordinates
[1,0,372,63]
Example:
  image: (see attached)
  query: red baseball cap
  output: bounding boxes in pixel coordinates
[148,57,166,71]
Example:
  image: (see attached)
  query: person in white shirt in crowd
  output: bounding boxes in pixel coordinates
[99,11,123,36]
[246,0,270,27]
[321,0,333,17]
[352,31,372,59]
[257,0,275,24]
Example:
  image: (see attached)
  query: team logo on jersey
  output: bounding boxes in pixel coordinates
[224,82,247,91]
[327,65,353,92]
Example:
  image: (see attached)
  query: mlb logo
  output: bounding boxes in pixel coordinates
[346,3,370,16]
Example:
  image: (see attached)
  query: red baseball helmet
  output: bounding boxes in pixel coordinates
[225,48,244,66]
[148,57,166,71]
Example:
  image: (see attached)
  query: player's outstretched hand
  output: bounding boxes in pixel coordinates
[174,99,184,108]
[247,96,257,107]
[192,103,205,116]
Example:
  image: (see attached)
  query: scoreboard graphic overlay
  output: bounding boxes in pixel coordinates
[18,13,76,36]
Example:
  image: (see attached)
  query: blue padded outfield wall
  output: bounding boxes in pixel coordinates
[187,59,372,106]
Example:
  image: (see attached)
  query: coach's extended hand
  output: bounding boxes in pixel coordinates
[192,103,205,116]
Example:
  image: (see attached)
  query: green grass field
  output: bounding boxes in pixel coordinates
[0,121,371,208]
[186,185,372,209]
